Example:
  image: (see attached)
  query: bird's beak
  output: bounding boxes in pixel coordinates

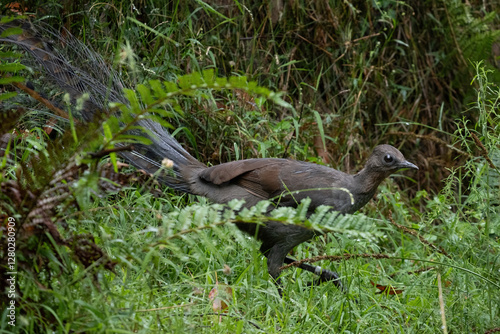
[399,160,418,170]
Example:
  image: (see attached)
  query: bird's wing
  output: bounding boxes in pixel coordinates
[199,158,355,210]
[198,159,287,199]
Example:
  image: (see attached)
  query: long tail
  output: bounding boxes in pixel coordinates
[0,18,202,193]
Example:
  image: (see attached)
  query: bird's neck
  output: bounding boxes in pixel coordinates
[352,167,388,194]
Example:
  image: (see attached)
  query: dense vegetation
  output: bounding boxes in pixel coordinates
[1,1,499,333]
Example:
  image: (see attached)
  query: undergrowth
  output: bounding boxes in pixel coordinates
[0,2,499,333]
[1,50,499,334]
[4,0,500,194]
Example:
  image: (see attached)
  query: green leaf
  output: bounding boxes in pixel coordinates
[149,80,166,98]
[123,88,141,112]
[0,27,23,38]
[202,69,216,84]
[214,77,228,88]
[192,0,232,21]
[313,110,326,152]
[117,134,152,145]
[0,75,24,84]
[137,84,153,105]
[163,81,179,94]
[148,108,175,119]
[0,63,26,72]
[109,152,118,172]
[147,114,174,129]
[0,92,17,101]
[229,75,248,89]
[178,73,198,90]
[0,51,21,58]
[102,122,113,141]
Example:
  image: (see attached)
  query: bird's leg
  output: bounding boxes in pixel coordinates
[265,243,345,296]
[265,245,290,297]
[283,256,345,291]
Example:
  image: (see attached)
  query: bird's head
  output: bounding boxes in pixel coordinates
[364,145,418,176]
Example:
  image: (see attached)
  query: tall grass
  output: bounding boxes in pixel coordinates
[1,1,499,333]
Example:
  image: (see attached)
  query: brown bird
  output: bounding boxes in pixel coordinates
[1,19,418,290]
[141,141,418,284]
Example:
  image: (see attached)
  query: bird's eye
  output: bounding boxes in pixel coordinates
[384,154,394,163]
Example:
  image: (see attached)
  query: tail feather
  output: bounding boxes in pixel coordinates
[1,20,126,120]
[0,18,201,191]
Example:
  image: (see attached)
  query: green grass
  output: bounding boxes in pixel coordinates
[5,174,498,332]
[1,1,500,333]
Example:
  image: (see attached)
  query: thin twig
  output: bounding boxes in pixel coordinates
[389,266,435,278]
[388,210,450,258]
[281,253,392,271]
[88,145,135,158]
[471,133,497,169]
[388,131,472,157]
[437,273,448,334]
[12,81,75,122]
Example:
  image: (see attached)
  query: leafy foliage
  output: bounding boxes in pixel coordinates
[1,1,500,333]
